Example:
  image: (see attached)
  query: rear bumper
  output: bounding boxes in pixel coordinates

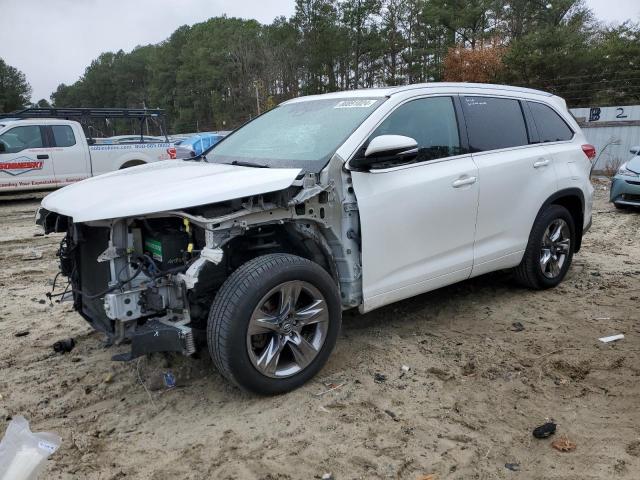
[610,176,640,206]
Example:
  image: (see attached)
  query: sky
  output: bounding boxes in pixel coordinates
[0,0,637,103]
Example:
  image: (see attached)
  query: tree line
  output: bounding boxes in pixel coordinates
[3,0,640,133]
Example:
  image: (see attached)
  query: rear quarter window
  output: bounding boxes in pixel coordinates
[462,96,529,152]
[51,125,76,147]
[528,102,574,143]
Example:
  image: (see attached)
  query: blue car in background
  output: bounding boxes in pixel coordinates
[610,146,640,210]
[174,132,226,159]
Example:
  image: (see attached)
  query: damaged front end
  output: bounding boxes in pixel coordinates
[40,213,199,360]
[36,169,363,362]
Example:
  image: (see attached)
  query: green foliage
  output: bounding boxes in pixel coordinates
[0,58,32,113]
[49,2,640,132]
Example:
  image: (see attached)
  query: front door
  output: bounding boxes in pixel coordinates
[0,125,56,192]
[350,96,479,312]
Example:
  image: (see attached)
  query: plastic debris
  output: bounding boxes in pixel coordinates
[401,365,411,372]
[14,331,30,338]
[163,372,176,389]
[552,436,576,452]
[505,463,520,471]
[533,421,557,439]
[417,475,436,480]
[53,338,75,354]
[0,416,61,480]
[321,473,334,480]
[599,334,624,343]
[384,409,399,421]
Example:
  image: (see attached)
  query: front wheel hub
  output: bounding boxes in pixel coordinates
[246,280,329,378]
[540,218,571,279]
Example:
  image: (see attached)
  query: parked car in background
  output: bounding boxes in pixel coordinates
[0,118,177,192]
[610,146,640,209]
[37,83,594,395]
[174,132,226,159]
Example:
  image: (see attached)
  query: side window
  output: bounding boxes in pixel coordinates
[370,96,463,163]
[528,102,574,143]
[51,125,76,147]
[463,97,529,152]
[0,126,45,154]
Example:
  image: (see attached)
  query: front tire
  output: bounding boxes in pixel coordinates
[514,205,575,289]
[207,254,341,394]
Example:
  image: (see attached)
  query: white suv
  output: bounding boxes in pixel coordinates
[37,83,595,394]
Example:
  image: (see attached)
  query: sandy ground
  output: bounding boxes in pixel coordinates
[1,183,639,480]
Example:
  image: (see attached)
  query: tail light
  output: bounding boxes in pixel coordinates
[582,144,596,161]
[167,147,177,160]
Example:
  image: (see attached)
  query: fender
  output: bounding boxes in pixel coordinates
[533,187,586,252]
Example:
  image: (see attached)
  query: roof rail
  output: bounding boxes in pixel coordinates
[0,107,165,120]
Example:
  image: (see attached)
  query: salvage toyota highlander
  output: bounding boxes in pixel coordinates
[36,83,595,394]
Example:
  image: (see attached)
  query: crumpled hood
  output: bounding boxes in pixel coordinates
[42,160,301,222]
[626,155,640,174]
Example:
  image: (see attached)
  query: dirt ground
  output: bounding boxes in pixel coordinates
[1,182,639,480]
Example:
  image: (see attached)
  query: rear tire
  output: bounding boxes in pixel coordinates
[207,254,341,395]
[514,205,575,290]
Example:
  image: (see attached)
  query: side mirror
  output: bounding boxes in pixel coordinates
[631,146,640,156]
[350,135,418,170]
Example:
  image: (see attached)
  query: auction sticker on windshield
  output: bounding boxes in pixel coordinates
[334,99,378,108]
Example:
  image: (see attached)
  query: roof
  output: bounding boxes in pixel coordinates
[0,118,79,126]
[283,82,554,104]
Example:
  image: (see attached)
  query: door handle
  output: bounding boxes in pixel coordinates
[452,176,477,188]
[533,159,550,168]
[37,154,49,160]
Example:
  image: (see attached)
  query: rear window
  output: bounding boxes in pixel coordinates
[528,102,574,143]
[51,125,76,147]
[463,97,529,152]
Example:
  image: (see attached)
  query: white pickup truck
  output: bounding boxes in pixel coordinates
[0,118,176,193]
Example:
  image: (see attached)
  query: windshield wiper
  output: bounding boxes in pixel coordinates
[231,160,269,168]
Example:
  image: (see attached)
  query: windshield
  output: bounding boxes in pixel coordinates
[208,98,384,171]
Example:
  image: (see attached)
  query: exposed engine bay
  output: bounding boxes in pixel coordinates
[37,170,362,361]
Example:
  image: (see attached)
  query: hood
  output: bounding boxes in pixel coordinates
[627,155,640,174]
[42,160,301,222]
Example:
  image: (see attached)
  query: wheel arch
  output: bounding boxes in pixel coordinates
[119,159,146,169]
[537,188,585,252]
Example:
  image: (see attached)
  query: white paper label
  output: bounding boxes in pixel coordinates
[38,441,57,454]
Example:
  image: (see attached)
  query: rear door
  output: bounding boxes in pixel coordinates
[0,124,56,192]
[461,96,558,277]
[351,95,479,312]
[46,124,91,186]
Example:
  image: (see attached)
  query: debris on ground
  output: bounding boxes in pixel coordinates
[401,365,411,372]
[374,373,387,383]
[384,409,399,421]
[52,338,75,354]
[552,436,577,452]
[14,331,30,338]
[417,474,436,480]
[532,421,557,439]
[103,372,114,384]
[511,322,525,332]
[0,416,61,479]
[599,334,624,343]
[315,382,346,397]
[321,473,334,480]
[504,463,520,471]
